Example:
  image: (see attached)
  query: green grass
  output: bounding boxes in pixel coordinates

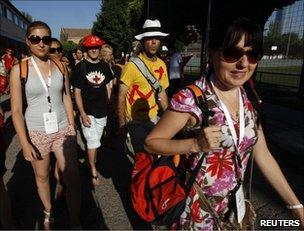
[256,66,301,88]
[183,65,302,88]
[257,66,301,75]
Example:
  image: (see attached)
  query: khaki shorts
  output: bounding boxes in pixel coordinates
[80,115,107,149]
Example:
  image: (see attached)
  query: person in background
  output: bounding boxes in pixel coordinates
[169,46,184,97]
[100,44,116,87]
[71,35,112,186]
[49,38,64,61]
[10,21,81,229]
[74,48,83,65]
[49,37,70,197]
[0,103,14,229]
[144,18,304,229]
[1,48,15,74]
[117,19,169,154]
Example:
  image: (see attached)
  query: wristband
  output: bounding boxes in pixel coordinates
[286,203,303,209]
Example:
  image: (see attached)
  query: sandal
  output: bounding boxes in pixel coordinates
[43,210,54,225]
[91,174,100,186]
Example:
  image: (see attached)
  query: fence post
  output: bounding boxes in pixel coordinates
[299,60,304,99]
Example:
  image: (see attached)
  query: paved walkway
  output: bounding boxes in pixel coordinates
[1,93,304,230]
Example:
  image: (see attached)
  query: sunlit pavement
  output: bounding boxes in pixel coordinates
[2,93,303,230]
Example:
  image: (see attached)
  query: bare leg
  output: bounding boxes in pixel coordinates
[54,139,81,228]
[87,148,100,186]
[0,177,13,229]
[54,161,64,197]
[31,155,52,213]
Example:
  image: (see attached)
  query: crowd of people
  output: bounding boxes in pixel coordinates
[0,17,303,230]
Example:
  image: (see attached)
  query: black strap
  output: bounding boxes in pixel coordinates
[184,84,215,193]
[185,152,207,193]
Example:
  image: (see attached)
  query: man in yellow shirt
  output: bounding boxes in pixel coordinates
[118,19,169,153]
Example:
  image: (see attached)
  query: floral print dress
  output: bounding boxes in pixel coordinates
[170,76,258,230]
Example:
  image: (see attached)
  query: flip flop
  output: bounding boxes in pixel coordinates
[91,174,100,186]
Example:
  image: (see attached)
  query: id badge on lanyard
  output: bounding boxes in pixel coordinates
[43,111,58,134]
[31,57,58,134]
[235,184,246,223]
[212,81,246,223]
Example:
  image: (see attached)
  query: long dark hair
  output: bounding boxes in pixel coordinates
[208,18,263,127]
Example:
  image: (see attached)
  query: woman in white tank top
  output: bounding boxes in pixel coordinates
[9,21,81,229]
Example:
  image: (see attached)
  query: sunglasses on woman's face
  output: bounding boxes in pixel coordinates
[28,35,52,45]
[220,47,263,64]
[50,47,63,54]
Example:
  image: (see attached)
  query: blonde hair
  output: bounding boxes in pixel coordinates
[100,44,113,62]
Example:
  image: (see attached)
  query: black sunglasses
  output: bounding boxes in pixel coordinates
[28,35,52,45]
[220,47,263,63]
[50,47,63,54]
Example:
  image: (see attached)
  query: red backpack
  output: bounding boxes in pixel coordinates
[130,84,214,226]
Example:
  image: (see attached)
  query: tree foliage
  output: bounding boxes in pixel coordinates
[62,41,78,55]
[21,11,33,22]
[92,0,144,53]
[263,22,303,58]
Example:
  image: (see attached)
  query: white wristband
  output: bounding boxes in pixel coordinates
[286,203,303,209]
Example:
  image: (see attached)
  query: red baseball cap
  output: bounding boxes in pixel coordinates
[82,35,105,48]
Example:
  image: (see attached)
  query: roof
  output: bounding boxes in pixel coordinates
[60,28,91,38]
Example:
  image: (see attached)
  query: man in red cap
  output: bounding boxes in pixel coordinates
[71,35,112,186]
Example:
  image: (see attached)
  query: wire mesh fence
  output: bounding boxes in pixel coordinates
[182,0,304,93]
[257,0,304,90]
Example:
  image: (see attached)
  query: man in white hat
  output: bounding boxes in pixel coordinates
[118,19,169,153]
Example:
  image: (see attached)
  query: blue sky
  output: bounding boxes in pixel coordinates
[11,0,102,39]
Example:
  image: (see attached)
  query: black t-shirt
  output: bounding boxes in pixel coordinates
[71,59,112,118]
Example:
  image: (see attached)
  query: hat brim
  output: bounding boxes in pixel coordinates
[135,31,169,40]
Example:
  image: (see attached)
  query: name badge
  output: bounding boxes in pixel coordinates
[235,184,246,223]
[43,112,58,134]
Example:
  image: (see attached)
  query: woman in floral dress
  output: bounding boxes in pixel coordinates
[144,18,303,230]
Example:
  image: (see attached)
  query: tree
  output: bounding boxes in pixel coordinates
[92,0,144,53]
[62,41,78,55]
[21,11,33,23]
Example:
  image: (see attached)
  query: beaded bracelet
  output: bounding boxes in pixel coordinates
[286,204,303,209]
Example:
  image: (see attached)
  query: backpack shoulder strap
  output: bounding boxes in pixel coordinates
[186,84,214,127]
[19,58,30,85]
[50,57,65,77]
[131,57,161,93]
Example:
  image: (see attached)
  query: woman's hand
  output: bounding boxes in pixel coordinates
[22,143,39,161]
[195,125,222,152]
[291,207,304,228]
[80,114,91,127]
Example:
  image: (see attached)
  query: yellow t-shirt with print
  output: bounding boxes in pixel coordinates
[120,53,169,121]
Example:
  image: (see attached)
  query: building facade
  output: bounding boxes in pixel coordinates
[60,28,91,44]
[0,0,30,54]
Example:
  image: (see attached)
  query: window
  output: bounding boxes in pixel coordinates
[6,8,13,21]
[0,3,3,16]
[18,18,22,27]
[14,15,18,24]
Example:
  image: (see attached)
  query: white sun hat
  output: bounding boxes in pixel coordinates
[135,19,169,40]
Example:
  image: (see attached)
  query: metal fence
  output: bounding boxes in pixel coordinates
[183,0,304,92]
[256,0,304,90]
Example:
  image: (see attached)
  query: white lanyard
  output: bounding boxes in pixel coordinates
[211,81,245,149]
[219,89,245,148]
[31,57,52,112]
